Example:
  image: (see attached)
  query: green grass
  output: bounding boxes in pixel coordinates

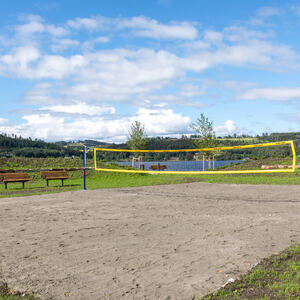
[217,156,295,171]
[0,157,92,170]
[1,157,300,198]
[1,169,300,198]
[0,282,38,300]
[200,244,300,300]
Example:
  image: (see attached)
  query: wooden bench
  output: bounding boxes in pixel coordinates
[149,164,167,170]
[40,170,70,187]
[0,173,31,189]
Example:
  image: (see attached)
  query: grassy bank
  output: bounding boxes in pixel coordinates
[200,244,300,300]
[1,170,300,198]
[0,157,93,170]
[0,157,300,198]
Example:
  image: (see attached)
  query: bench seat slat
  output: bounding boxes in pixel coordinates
[45,176,69,179]
[0,173,31,189]
[1,174,31,180]
[43,173,68,176]
[3,179,30,182]
[40,170,70,186]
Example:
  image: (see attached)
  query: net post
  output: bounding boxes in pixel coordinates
[290,140,296,171]
[94,148,97,170]
[83,145,87,190]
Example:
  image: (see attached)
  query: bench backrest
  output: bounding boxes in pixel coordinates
[0,173,30,181]
[40,170,68,178]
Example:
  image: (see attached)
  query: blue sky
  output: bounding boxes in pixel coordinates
[0,0,300,142]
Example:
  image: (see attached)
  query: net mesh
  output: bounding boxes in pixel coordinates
[94,141,296,174]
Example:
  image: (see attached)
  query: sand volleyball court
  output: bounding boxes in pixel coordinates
[0,182,299,299]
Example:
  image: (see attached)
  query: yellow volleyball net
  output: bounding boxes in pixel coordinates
[94,140,296,174]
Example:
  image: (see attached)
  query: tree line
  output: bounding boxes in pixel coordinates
[0,133,81,158]
[1,115,299,161]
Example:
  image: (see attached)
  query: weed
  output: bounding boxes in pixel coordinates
[200,244,300,299]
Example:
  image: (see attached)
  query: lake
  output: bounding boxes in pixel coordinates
[116,160,241,171]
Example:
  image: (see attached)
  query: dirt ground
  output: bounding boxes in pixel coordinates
[0,182,299,300]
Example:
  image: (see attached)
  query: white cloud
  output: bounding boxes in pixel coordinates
[133,107,191,135]
[0,46,40,77]
[247,17,266,27]
[223,26,274,42]
[117,16,198,40]
[257,6,280,18]
[1,13,300,141]
[46,25,68,37]
[33,54,86,79]
[182,40,211,50]
[51,38,80,52]
[15,15,44,36]
[67,17,101,30]
[0,14,298,84]
[239,87,300,101]
[246,6,280,27]
[178,84,205,98]
[0,118,7,125]
[15,15,68,38]
[2,107,191,141]
[42,102,115,115]
[59,49,182,103]
[215,120,242,136]
[82,36,110,51]
[93,36,110,43]
[66,15,198,40]
[204,30,223,43]
[182,39,297,72]
[1,50,86,81]
[139,93,205,108]
[221,80,257,91]
[23,82,53,105]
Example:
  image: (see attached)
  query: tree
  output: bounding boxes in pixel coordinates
[191,114,216,148]
[127,121,148,151]
[127,121,148,169]
[190,114,218,168]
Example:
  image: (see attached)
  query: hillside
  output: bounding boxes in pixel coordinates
[0,134,80,158]
[0,132,299,160]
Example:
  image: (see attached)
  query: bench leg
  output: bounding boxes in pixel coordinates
[4,182,7,189]
[62,179,64,186]
[22,182,25,188]
[47,179,49,187]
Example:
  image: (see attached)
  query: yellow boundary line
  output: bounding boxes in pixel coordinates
[94,141,290,152]
[94,140,296,174]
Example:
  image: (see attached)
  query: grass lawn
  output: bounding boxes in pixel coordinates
[200,244,300,300]
[1,169,300,198]
[1,156,300,198]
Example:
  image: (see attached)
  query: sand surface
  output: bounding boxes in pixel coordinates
[0,182,300,299]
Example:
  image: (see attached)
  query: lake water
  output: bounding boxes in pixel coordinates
[116,160,242,171]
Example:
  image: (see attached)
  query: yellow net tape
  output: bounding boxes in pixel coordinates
[94,140,296,174]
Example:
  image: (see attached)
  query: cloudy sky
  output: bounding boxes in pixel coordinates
[0,0,300,142]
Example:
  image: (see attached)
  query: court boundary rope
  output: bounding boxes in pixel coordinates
[94,140,296,174]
